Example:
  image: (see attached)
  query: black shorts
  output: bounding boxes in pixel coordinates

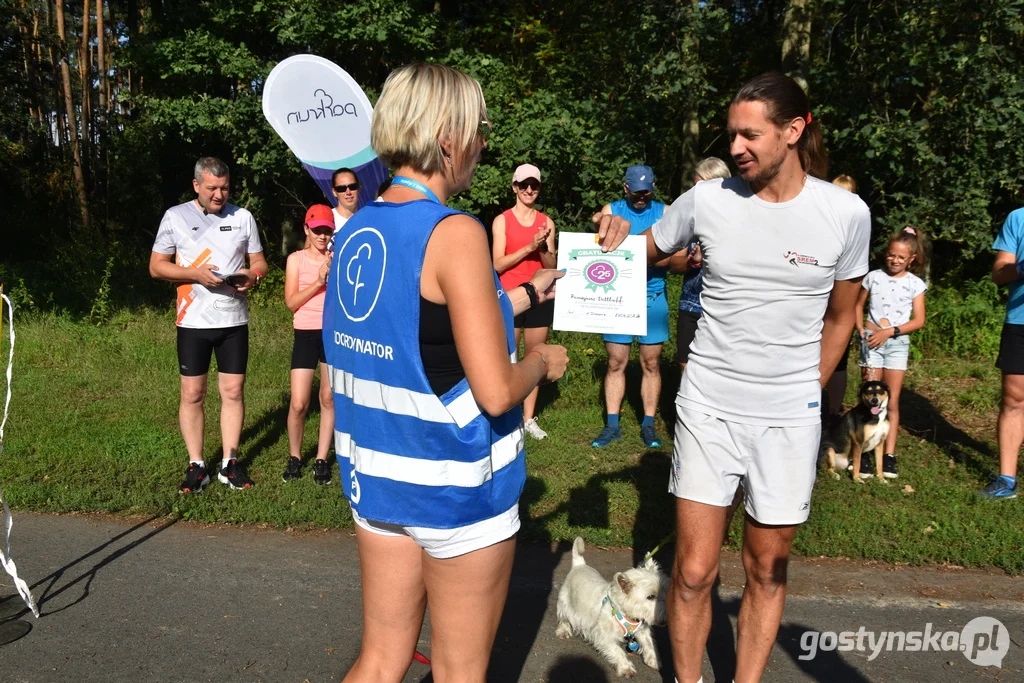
[291,329,327,370]
[997,323,1024,374]
[514,299,554,329]
[177,325,249,377]
[675,310,702,363]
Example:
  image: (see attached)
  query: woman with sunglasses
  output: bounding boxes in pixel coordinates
[282,205,336,484]
[324,63,568,683]
[331,167,360,228]
[492,164,557,440]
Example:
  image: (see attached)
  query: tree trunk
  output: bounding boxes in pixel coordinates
[96,0,106,114]
[15,1,36,131]
[781,0,812,92]
[680,0,701,180]
[80,0,91,154]
[56,0,91,229]
[31,5,44,126]
[47,0,65,147]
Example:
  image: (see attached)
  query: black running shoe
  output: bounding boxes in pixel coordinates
[282,456,302,482]
[859,455,874,479]
[179,462,210,494]
[882,453,898,479]
[312,459,332,485]
[218,459,254,489]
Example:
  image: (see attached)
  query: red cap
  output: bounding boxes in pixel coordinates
[305,204,335,230]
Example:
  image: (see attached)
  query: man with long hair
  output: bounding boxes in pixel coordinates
[596,73,871,683]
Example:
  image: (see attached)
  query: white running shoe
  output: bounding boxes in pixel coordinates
[524,417,548,440]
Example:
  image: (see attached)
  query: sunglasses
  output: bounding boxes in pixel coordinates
[627,189,652,198]
[309,227,334,236]
[516,180,541,192]
[478,118,492,141]
[334,182,360,193]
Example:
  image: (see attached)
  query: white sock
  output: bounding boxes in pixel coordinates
[221,457,234,469]
[674,678,703,683]
[190,459,205,467]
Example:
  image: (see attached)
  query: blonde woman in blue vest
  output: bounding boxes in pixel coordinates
[323,63,568,683]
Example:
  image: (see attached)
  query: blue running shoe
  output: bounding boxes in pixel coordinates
[640,425,662,449]
[591,425,622,448]
[976,476,1018,500]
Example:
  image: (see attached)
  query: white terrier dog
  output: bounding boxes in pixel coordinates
[555,537,668,678]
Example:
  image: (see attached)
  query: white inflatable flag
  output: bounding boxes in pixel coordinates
[262,55,387,209]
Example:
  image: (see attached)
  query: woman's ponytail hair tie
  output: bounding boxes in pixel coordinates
[806,112,813,124]
[903,226,917,236]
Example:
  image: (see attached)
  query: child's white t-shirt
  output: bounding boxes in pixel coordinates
[863,269,927,328]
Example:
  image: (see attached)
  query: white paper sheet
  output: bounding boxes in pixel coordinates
[553,233,647,336]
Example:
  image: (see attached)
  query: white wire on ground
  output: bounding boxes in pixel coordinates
[0,294,39,617]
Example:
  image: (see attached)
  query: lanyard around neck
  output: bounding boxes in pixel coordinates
[392,176,442,204]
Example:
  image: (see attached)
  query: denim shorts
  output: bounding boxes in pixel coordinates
[859,333,910,371]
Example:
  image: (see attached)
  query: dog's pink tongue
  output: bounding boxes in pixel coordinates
[871,406,880,415]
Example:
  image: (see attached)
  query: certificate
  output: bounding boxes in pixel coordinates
[553,232,647,336]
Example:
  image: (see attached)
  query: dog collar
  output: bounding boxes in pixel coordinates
[603,594,643,651]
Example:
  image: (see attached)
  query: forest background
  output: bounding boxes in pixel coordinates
[2,0,1023,319]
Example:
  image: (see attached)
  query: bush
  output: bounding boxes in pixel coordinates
[916,278,1005,359]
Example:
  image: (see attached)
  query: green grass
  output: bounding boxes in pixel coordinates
[1,299,1022,573]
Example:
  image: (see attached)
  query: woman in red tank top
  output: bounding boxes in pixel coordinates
[491,164,557,440]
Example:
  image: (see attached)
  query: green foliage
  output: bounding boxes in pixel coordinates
[88,254,117,324]
[4,0,1023,311]
[916,278,1005,359]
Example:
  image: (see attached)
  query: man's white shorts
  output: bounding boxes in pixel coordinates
[668,404,821,525]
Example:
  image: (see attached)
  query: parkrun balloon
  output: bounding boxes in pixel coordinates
[262,55,387,210]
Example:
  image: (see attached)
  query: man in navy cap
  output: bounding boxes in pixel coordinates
[591,165,671,450]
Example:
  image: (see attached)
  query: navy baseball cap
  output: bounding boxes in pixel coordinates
[624,165,655,192]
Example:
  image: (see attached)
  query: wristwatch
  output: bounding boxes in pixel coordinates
[521,282,540,308]
[892,326,901,338]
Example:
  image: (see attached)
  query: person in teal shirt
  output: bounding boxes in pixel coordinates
[981,207,1024,499]
[592,165,671,449]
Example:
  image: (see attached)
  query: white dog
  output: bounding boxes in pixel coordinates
[555,537,668,678]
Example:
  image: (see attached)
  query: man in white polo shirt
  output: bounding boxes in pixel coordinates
[596,73,871,683]
[149,157,268,493]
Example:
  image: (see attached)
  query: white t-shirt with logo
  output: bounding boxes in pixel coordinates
[152,201,263,329]
[652,176,871,426]
[863,270,927,328]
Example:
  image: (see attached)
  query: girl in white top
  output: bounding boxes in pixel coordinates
[856,226,929,478]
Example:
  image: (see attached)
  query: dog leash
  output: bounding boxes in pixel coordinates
[641,530,676,564]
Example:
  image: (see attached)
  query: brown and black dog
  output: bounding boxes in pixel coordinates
[823,380,891,482]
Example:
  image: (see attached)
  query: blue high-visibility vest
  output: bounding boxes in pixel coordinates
[323,199,525,528]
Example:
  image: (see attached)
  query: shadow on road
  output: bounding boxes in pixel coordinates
[4,515,178,620]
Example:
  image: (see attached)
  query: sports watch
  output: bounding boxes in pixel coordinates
[892,326,902,338]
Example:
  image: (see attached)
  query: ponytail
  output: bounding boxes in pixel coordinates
[800,119,828,179]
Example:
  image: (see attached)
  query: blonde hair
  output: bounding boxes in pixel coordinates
[371,63,488,175]
[694,157,731,181]
[832,174,857,193]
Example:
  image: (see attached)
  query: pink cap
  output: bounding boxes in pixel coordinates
[512,164,541,184]
[305,204,336,230]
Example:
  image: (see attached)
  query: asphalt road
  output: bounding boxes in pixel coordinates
[0,513,1020,682]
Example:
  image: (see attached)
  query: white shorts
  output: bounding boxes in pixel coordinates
[668,404,821,525]
[351,503,520,559]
